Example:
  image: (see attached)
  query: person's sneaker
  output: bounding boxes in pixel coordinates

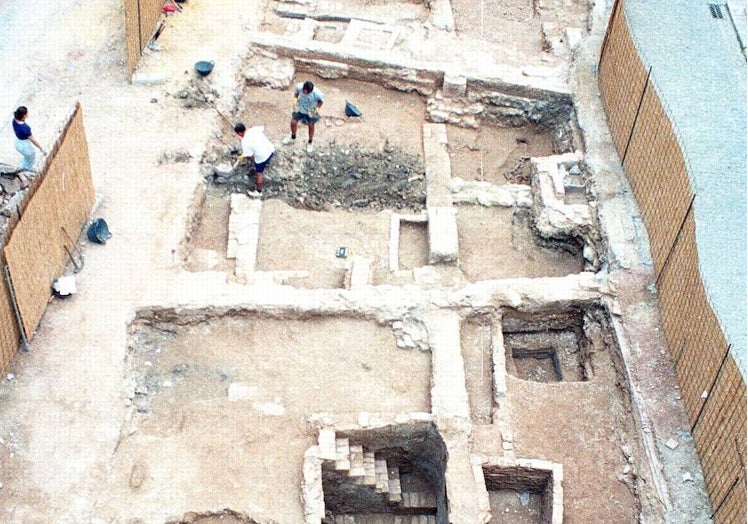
[247,190,262,198]
[306,142,314,153]
[282,136,295,146]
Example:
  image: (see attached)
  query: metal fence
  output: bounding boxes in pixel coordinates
[598,2,746,521]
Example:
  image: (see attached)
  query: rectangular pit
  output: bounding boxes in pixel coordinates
[320,424,447,523]
[502,309,591,383]
[398,219,429,270]
[256,200,391,288]
[457,207,584,282]
[119,310,432,521]
[447,125,556,186]
[483,461,561,524]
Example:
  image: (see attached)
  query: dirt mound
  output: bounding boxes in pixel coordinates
[233,142,426,212]
[166,509,267,524]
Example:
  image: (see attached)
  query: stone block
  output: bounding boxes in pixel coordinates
[429,0,455,31]
[318,427,337,460]
[565,27,583,51]
[443,73,467,98]
[348,255,371,289]
[243,56,295,90]
[423,123,452,208]
[228,382,256,401]
[427,206,459,264]
[389,213,400,271]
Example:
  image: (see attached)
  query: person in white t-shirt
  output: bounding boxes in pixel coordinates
[233,123,275,195]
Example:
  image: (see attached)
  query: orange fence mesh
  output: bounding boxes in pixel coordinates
[598,3,746,521]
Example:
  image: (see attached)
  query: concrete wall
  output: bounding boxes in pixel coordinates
[598,2,746,521]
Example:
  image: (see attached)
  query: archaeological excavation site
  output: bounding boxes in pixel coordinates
[0,0,743,523]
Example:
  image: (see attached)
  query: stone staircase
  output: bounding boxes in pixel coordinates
[332,516,436,524]
[318,428,438,523]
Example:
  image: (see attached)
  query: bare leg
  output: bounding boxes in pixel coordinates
[255,172,264,192]
[308,122,315,143]
[290,119,299,138]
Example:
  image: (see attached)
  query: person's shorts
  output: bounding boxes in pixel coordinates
[255,152,274,173]
[292,111,320,125]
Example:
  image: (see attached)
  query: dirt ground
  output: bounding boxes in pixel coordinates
[0,0,713,522]
[447,124,556,186]
[105,315,431,523]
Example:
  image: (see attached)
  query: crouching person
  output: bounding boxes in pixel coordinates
[234,123,275,196]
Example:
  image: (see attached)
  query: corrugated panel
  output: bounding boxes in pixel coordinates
[139,0,163,55]
[715,476,746,524]
[598,2,649,157]
[658,213,728,425]
[622,85,692,273]
[694,357,747,513]
[0,254,20,374]
[124,0,142,76]
[600,6,746,522]
[3,104,95,340]
[124,0,164,78]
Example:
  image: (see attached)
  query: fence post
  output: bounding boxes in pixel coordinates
[3,265,28,352]
[655,194,695,285]
[621,66,652,166]
[598,0,623,71]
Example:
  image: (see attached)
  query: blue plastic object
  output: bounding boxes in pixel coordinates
[344,100,362,117]
[87,218,111,244]
[195,60,214,76]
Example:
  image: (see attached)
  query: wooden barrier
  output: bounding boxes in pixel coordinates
[598,3,746,521]
[0,254,20,375]
[3,103,95,340]
[124,0,166,77]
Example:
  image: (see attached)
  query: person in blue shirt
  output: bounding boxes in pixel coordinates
[12,106,45,172]
[282,80,324,153]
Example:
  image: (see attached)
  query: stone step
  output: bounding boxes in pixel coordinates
[333,514,436,524]
[352,450,377,486]
[349,444,365,478]
[363,451,377,486]
[375,459,389,493]
[318,427,337,461]
[335,438,351,471]
[401,491,438,509]
[394,517,436,524]
[387,465,402,503]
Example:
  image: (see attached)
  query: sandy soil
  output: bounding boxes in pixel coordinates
[457,206,583,281]
[0,0,713,522]
[256,199,392,288]
[446,124,556,186]
[473,336,641,524]
[238,77,426,156]
[102,315,432,523]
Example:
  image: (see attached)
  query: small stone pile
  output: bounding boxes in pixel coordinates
[0,163,32,240]
[173,78,220,109]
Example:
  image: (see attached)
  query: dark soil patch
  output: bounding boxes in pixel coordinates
[231,142,426,212]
